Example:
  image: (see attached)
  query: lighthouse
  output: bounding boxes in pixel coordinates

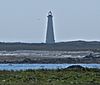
[46,11,55,44]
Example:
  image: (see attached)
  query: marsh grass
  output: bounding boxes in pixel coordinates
[0,68,100,85]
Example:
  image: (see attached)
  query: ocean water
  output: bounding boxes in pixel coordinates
[0,64,100,71]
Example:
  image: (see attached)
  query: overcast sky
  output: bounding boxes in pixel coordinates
[0,0,99,43]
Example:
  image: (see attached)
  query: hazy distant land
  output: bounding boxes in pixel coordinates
[0,40,100,51]
[0,41,100,64]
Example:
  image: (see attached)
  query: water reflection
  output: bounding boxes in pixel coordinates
[0,64,100,71]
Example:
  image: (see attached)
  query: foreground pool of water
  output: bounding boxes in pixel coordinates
[0,64,100,71]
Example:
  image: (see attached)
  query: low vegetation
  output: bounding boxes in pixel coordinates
[0,41,100,51]
[0,67,100,85]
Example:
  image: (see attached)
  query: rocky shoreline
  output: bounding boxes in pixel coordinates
[0,54,100,64]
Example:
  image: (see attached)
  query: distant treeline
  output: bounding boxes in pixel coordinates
[0,41,100,51]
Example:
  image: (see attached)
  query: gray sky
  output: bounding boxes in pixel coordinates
[0,0,99,43]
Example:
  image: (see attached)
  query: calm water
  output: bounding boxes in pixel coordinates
[0,64,100,71]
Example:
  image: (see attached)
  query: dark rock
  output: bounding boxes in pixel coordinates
[84,53,95,58]
[22,58,32,63]
[67,65,85,69]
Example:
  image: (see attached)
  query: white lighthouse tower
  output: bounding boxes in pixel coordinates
[46,11,55,44]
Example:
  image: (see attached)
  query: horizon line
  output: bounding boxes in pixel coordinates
[0,40,100,43]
